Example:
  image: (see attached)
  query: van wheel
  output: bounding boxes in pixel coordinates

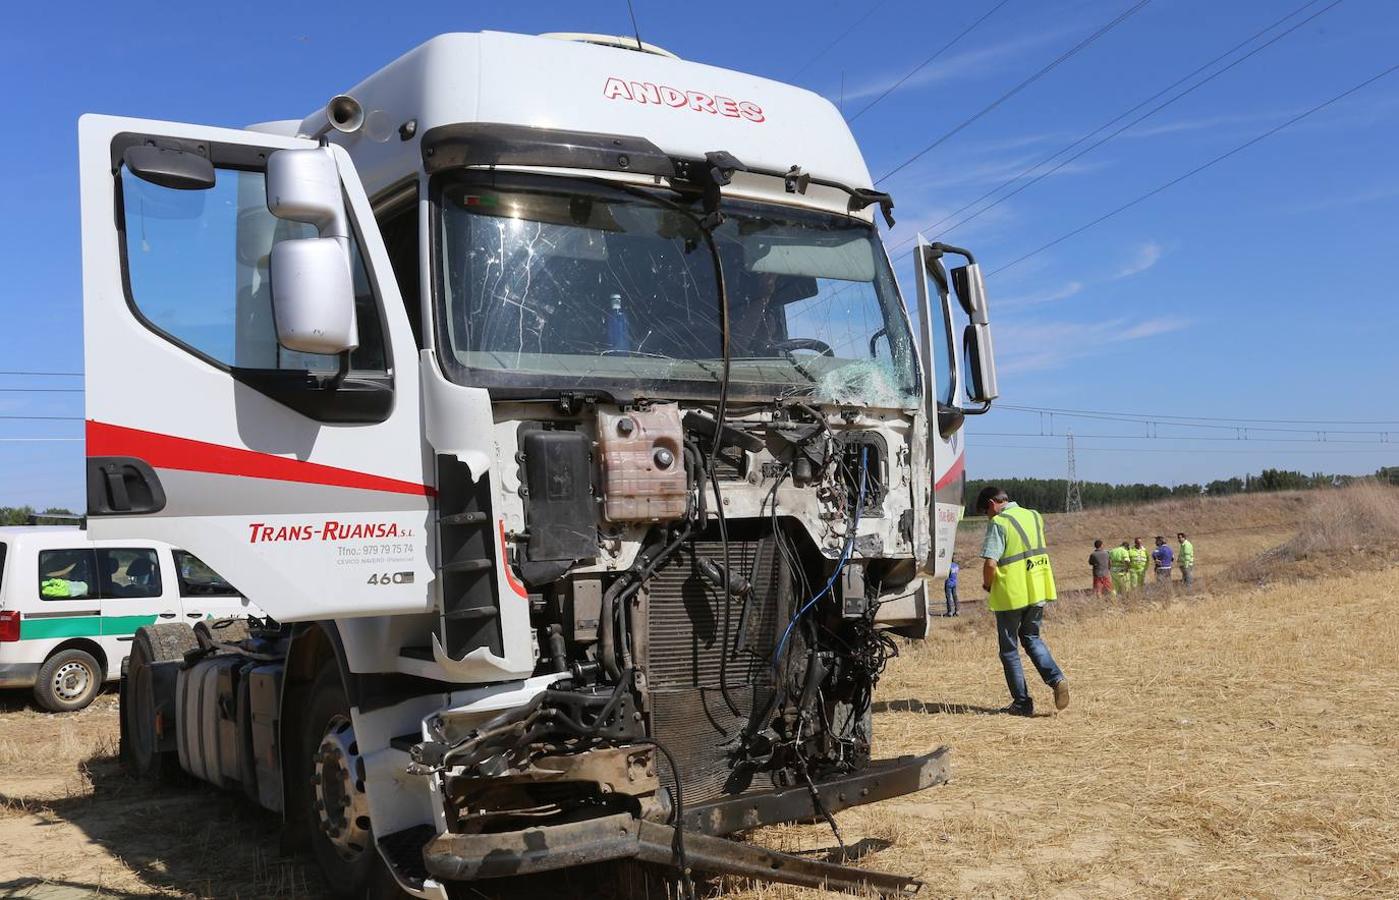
[35,648,102,712]
[121,624,198,778]
[300,661,408,899]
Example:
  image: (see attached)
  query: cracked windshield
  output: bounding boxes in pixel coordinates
[439,177,919,406]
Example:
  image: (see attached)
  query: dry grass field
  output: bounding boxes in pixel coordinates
[2,486,1397,899]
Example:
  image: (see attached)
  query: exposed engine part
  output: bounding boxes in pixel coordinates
[597,404,687,522]
[518,427,596,584]
[838,432,887,514]
[681,409,764,453]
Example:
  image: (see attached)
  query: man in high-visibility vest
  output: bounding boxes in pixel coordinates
[977,485,1069,717]
[1177,532,1195,586]
[1109,540,1132,596]
[1129,538,1150,590]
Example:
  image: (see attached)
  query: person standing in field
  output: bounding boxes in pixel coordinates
[945,559,960,617]
[1177,532,1195,585]
[1089,539,1113,598]
[1129,538,1150,590]
[1152,536,1175,584]
[1109,540,1132,597]
[977,485,1069,717]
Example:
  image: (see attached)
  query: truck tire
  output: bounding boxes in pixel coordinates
[194,617,250,646]
[300,661,408,899]
[121,624,198,779]
[34,648,103,712]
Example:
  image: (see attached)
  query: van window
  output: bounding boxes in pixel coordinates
[39,549,97,600]
[173,550,240,597]
[97,548,163,599]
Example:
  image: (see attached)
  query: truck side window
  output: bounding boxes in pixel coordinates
[96,548,163,599]
[172,550,240,597]
[38,549,97,600]
[118,166,388,375]
[376,196,422,349]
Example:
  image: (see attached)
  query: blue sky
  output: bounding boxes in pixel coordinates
[2,0,1397,510]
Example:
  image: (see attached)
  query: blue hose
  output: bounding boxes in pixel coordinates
[772,445,869,670]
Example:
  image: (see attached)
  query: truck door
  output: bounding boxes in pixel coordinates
[78,116,430,621]
[913,234,965,578]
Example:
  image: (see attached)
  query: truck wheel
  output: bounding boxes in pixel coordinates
[34,648,102,712]
[121,624,198,778]
[301,662,407,899]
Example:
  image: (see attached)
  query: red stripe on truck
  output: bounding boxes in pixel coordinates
[934,452,965,491]
[86,421,435,497]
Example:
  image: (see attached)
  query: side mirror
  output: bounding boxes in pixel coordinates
[270,239,357,354]
[963,323,998,404]
[265,148,358,355]
[950,263,988,324]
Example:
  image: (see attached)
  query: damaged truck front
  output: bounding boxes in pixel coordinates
[80,31,997,899]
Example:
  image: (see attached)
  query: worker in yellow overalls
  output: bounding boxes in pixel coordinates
[1109,540,1132,596]
[1129,538,1150,591]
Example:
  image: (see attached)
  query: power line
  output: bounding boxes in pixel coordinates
[990,59,1399,275]
[974,431,1395,445]
[0,415,83,421]
[970,441,1395,456]
[995,403,1399,427]
[0,438,83,443]
[0,388,83,393]
[875,0,1151,184]
[0,370,83,377]
[848,0,1015,122]
[927,0,1342,238]
[791,0,892,79]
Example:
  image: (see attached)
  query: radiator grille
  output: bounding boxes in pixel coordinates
[644,539,789,803]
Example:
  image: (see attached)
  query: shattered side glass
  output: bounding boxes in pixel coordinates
[438,175,919,407]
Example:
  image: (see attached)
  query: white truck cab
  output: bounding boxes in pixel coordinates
[0,527,253,710]
[77,30,998,898]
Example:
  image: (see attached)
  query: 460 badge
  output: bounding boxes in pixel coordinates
[367,571,416,585]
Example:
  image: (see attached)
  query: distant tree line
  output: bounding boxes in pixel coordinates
[965,468,1395,516]
[0,506,78,525]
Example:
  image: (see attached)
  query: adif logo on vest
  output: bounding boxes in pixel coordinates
[602,77,766,123]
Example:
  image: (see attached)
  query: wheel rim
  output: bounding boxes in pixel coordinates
[312,714,372,861]
[52,660,93,703]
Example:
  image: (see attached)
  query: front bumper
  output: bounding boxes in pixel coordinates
[422,748,950,894]
[0,661,40,689]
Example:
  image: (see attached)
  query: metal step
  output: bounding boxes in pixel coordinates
[441,558,492,574]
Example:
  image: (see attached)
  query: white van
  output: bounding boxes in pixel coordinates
[0,527,255,711]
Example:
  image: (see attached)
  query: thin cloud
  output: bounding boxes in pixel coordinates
[835,26,1077,105]
[995,314,1190,374]
[997,281,1084,309]
[1113,241,1163,279]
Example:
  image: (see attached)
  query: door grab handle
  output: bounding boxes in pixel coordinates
[158,612,177,619]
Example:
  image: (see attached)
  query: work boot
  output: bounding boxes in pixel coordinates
[1002,701,1034,717]
[1052,679,1070,711]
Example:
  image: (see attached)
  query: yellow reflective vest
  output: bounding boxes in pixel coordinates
[1108,545,1131,572]
[988,505,1057,612]
[1129,546,1149,571]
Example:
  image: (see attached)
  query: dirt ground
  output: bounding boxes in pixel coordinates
[3,489,1397,898]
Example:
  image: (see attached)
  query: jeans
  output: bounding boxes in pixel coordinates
[994,604,1065,706]
[1181,566,1194,585]
[944,582,959,616]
